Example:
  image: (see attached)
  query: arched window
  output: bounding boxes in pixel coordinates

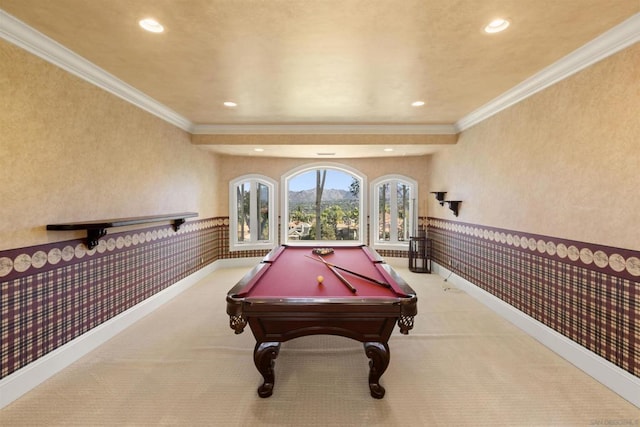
[370,175,417,250]
[282,163,366,245]
[229,175,277,251]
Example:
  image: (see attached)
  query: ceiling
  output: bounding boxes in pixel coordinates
[1,1,638,157]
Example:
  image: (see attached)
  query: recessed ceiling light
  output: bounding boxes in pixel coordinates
[254,148,264,152]
[383,148,394,152]
[139,18,164,33]
[223,101,237,107]
[411,101,425,107]
[484,18,510,33]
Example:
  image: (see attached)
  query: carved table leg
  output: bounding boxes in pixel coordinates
[364,342,390,399]
[254,342,281,398]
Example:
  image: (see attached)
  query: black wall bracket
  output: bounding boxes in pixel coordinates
[430,191,447,206]
[445,201,462,217]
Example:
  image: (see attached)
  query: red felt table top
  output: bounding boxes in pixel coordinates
[237,245,408,299]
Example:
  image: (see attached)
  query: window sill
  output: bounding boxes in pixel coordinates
[284,240,365,247]
[372,243,409,252]
[229,242,277,252]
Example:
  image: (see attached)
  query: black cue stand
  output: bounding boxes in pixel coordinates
[408,230,431,273]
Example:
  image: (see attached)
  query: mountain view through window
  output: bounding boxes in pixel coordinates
[287,169,360,241]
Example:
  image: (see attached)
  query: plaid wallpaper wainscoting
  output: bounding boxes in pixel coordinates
[427,218,639,377]
[12,214,633,382]
[0,217,244,379]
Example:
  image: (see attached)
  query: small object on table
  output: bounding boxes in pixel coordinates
[317,275,324,284]
[312,247,334,255]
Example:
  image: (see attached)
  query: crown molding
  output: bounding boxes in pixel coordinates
[455,13,640,132]
[191,123,458,135]
[3,9,638,136]
[0,10,193,132]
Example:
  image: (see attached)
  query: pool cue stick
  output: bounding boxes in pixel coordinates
[315,255,357,293]
[304,255,391,289]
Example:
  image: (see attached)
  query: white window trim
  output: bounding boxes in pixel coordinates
[281,162,367,246]
[370,174,418,251]
[229,174,278,251]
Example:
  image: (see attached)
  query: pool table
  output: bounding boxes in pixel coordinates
[226,245,417,398]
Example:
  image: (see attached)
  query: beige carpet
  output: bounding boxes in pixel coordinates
[1,265,638,426]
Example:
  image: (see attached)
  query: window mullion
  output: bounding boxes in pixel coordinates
[389,181,398,243]
[249,182,258,243]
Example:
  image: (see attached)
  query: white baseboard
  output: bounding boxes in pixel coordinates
[431,262,640,408]
[0,258,253,409]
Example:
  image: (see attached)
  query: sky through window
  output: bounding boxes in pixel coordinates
[289,169,354,191]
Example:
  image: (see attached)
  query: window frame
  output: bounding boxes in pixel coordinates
[229,174,278,251]
[281,162,367,246]
[369,174,418,251]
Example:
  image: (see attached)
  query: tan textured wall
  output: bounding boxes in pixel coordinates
[427,43,640,250]
[217,156,430,215]
[0,39,221,251]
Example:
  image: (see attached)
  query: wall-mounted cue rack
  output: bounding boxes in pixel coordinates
[431,192,462,216]
[47,212,198,249]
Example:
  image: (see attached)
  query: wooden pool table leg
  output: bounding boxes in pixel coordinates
[254,341,281,398]
[364,342,390,399]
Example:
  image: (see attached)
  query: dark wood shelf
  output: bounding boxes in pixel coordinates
[47,212,198,249]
